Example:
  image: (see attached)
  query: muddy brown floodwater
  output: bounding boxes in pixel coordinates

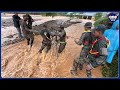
[1,23,102,78]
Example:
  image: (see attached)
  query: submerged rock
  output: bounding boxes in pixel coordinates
[6,35,13,38]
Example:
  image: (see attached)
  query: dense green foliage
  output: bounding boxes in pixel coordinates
[102,53,118,77]
[94,12,103,21]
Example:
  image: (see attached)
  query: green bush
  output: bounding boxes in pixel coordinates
[94,17,113,29]
[40,12,67,17]
[39,12,58,17]
[95,12,103,21]
[39,13,47,16]
[102,53,118,77]
[94,17,108,27]
[45,13,57,17]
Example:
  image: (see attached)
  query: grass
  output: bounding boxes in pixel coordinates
[102,52,118,77]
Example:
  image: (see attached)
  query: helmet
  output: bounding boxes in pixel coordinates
[94,24,107,33]
[84,22,92,27]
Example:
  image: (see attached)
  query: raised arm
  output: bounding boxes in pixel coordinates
[75,33,85,45]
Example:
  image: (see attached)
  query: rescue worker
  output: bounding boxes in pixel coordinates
[26,14,34,29]
[70,22,93,75]
[20,15,34,49]
[38,25,52,53]
[85,25,108,77]
[56,25,66,53]
[12,13,23,39]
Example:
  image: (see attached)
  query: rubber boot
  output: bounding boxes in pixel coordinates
[86,70,92,78]
[79,63,83,70]
[28,45,32,51]
[70,61,78,75]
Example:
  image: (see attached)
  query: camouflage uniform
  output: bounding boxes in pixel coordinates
[26,14,34,29]
[71,31,92,74]
[71,22,93,75]
[77,32,93,64]
[39,28,52,53]
[86,25,108,77]
[20,16,34,48]
[56,26,66,53]
[86,36,108,77]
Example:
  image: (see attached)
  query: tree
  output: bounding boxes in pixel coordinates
[45,13,58,18]
[95,12,103,21]
[94,17,113,29]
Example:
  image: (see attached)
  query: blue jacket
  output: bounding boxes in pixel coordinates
[104,20,119,63]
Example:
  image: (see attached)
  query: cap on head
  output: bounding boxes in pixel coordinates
[84,22,92,28]
[94,24,107,33]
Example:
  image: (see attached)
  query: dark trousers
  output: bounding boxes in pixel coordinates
[28,22,32,29]
[26,34,34,47]
[58,43,66,53]
[74,46,90,64]
[87,54,107,68]
[27,38,34,47]
[16,27,23,38]
[40,41,51,53]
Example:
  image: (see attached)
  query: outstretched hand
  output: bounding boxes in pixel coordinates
[74,38,82,45]
[74,39,78,44]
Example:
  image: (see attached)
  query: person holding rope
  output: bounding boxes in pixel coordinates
[25,14,34,29]
[85,25,108,77]
[20,15,34,50]
[70,22,93,75]
[56,25,66,53]
[12,13,23,39]
[38,25,52,53]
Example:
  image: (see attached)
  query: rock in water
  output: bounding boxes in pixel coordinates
[6,35,13,38]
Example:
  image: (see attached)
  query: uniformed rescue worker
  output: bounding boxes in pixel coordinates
[70,22,93,75]
[56,25,66,53]
[20,15,34,49]
[38,25,52,53]
[85,25,108,77]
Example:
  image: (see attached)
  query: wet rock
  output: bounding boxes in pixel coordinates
[2,18,13,27]
[6,35,13,38]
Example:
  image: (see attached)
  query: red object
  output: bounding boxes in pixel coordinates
[92,37,103,46]
[90,37,103,56]
[95,53,100,57]
[84,41,89,45]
